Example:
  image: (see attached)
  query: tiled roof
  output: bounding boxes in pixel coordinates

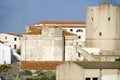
[73,61,120,69]
[4,32,22,37]
[25,26,76,36]
[20,61,64,70]
[63,30,76,36]
[25,27,42,35]
[35,20,86,25]
[61,26,85,28]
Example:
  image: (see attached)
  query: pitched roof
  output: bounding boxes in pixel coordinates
[63,30,76,36]
[20,61,64,70]
[4,32,22,37]
[35,20,86,25]
[25,26,76,36]
[73,61,120,69]
[25,27,42,35]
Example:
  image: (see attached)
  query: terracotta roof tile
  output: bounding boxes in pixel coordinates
[61,26,85,28]
[35,20,86,25]
[25,27,42,35]
[20,61,64,70]
[4,32,22,37]
[63,30,76,36]
[25,26,76,36]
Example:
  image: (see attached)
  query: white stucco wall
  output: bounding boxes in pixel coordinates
[63,28,86,42]
[0,43,11,64]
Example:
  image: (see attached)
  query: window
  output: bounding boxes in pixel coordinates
[9,45,11,47]
[78,36,81,39]
[5,36,7,40]
[108,17,110,21]
[70,29,73,32]
[91,9,93,11]
[14,37,17,41]
[78,53,81,57]
[93,77,98,80]
[91,17,94,21]
[76,29,83,32]
[86,78,91,80]
[99,32,102,36]
[14,44,17,49]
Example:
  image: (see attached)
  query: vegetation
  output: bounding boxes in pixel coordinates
[16,48,21,55]
[18,70,56,80]
[0,63,56,80]
[0,64,11,76]
[115,57,120,61]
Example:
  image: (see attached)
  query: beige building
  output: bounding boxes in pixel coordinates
[56,61,120,80]
[85,3,120,61]
[21,25,77,62]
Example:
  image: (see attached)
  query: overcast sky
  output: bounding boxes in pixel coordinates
[0,0,120,34]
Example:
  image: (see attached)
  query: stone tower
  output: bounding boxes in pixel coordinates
[86,3,120,61]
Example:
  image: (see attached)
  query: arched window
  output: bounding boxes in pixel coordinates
[76,29,83,32]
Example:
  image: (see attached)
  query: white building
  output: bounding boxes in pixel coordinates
[0,42,20,64]
[56,61,120,80]
[0,42,11,64]
[34,20,86,46]
[0,32,21,49]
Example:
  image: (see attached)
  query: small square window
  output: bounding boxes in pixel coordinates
[99,32,102,36]
[108,17,110,21]
[78,36,81,39]
[5,36,7,40]
[86,78,91,80]
[70,29,73,32]
[14,37,17,41]
[93,77,98,80]
[91,17,94,21]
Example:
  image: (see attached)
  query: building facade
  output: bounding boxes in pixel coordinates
[0,32,21,49]
[85,3,120,61]
[21,25,77,61]
[56,61,120,80]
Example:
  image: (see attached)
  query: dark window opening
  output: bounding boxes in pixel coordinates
[91,17,94,21]
[70,29,73,32]
[78,53,81,57]
[86,78,91,80]
[76,29,83,32]
[108,17,110,21]
[78,36,81,39]
[93,77,98,80]
[14,44,17,49]
[14,37,17,41]
[5,36,7,40]
[91,9,93,11]
[99,32,102,36]
[9,45,11,47]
